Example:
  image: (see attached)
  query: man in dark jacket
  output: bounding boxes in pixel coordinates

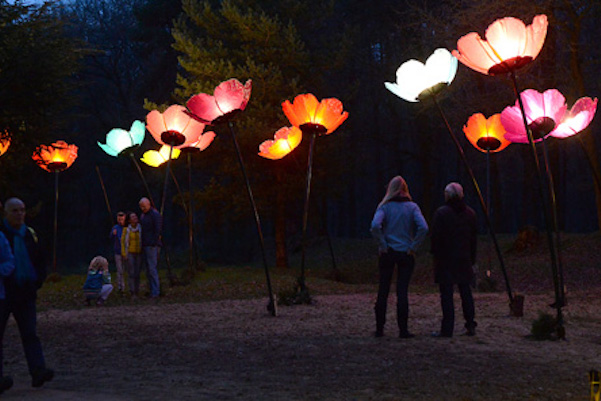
[0,198,54,390]
[139,197,162,298]
[430,183,478,337]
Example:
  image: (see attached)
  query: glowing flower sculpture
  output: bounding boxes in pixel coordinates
[463,113,511,152]
[283,93,348,135]
[141,145,181,167]
[146,105,209,148]
[385,48,458,102]
[98,120,146,157]
[501,89,598,142]
[0,130,10,157]
[187,79,252,125]
[281,93,348,294]
[32,140,78,274]
[187,78,275,315]
[32,140,78,172]
[258,126,302,160]
[453,15,548,76]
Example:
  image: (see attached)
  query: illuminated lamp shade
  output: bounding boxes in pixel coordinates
[501,89,569,143]
[32,140,78,172]
[140,145,181,167]
[550,97,598,139]
[0,130,10,157]
[98,120,146,157]
[463,113,511,152]
[282,93,348,135]
[187,79,252,125]
[385,48,458,102]
[452,14,548,76]
[258,126,302,160]
[185,130,216,152]
[146,105,207,148]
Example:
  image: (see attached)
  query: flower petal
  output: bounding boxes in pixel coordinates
[187,93,222,124]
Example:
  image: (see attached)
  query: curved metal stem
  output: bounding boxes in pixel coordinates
[53,170,59,274]
[228,121,276,316]
[432,95,514,306]
[300,131,317,292]
[95,165,113,226]
[510,72,564,337]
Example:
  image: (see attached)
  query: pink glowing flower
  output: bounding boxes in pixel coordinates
[501,89,597,143]
[186,79,252,125]
[453,15,548,76]
[146,105,209,148]
[551,97,598,139]
[501,89,567,143]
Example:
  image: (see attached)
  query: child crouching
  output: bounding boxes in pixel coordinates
[83,256,113,306]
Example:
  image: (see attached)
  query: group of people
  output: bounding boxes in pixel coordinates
[371,176,478,338]
[83,197,162,305]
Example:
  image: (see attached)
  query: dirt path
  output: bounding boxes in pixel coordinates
[2,291,601,400]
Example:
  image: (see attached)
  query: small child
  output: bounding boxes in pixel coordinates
[83,256,113,306]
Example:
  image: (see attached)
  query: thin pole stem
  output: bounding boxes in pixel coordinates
[130,153,155,208]
[300,131,317,292]
[510,72,563,337]
[188,153,196,270]
[53,170,59,274]
[228,121,276,316]
[169,168,188,216]
[541,139,565,306]
[160,145,174,217]
[95,165,113,225]
[486,149,492,274]
[432,95,514,305]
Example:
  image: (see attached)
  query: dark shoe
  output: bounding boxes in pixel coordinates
[374,330,384,338]
[399,332,415,339]
[465,327,476,336]
[0,376,13,394]
[431,331,452,338]
[32,368,54,388]
[96,298,105,306]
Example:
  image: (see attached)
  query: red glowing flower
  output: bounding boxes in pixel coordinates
[0,130,10,157]
[32,140,78,172]
[452,15,548,76]
[186,79,252,125]
[258,126,302,160]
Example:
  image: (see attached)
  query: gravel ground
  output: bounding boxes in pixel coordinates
[2,290,600,400]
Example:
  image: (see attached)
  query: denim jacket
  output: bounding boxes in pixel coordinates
[370,198,428,253]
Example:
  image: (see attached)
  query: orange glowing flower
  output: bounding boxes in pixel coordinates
[463,113,510,153]
[32,140,78,172]
[258,126,302,160]
[452,15,548,76]
[282,94,348,135]
[0,130,10,157]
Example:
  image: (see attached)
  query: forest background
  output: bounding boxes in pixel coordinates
[1,0,600,274]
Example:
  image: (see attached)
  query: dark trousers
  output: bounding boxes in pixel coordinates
[439,281,476,336]
[0,298,45,377]
[374,250,415,334]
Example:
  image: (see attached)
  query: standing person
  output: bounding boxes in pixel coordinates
[430,182,478,338]
[122,212,142,298]
[370,176,428,338]
[139,198,162,298]
[109,212,126,293]
[0,229,15,394]
[82,256,113,306]
[0,198,54,388]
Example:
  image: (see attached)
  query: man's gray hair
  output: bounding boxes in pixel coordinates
[444,182,464,201]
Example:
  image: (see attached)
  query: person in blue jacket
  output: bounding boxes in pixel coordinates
[0,229,15,394]
[0,198,53,390]
[370,176,428,338]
